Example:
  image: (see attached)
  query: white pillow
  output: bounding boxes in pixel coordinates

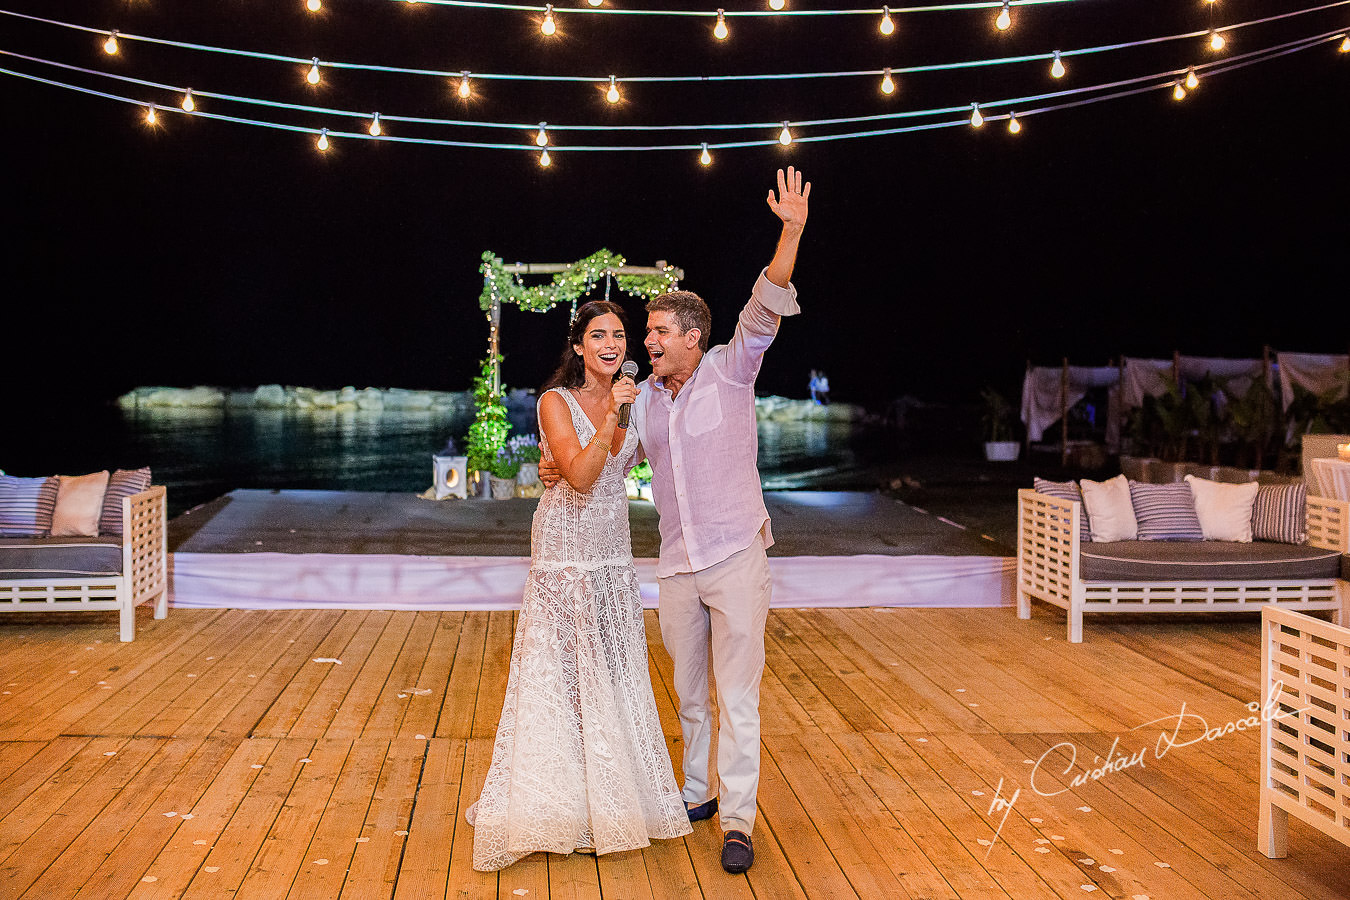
[1080,474,1138,542]
[1184,475,1258,542]
[51,471,111,537]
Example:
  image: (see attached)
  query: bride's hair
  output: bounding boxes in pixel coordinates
[542,300,633,390]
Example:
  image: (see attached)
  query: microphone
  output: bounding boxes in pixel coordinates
[617,360,639,429]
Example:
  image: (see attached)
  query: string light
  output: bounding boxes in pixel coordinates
[588,0,603,6]
[542,5,556,36]
[1185,66,1199,88]
[700,142,712,165]
[880,67,895,94]
[369,112,382,136]
[770,0,787,10]
[317,128,330,151]
[879,6,895,35]
[457,71,472,99]
[970,102,984,127]
[1051,51,1066,78]
[606,75,620,104]
[1209,29,1227,51]
[1340,34,1349,51]
[181,88,195,112]
[1008,111,1021,133]
[144,103,157,125]
[1172,80,1187,100]
[996,1,1012,31]
[103,30,119,55]
[778,121,792,144]
[539,147,551,167]
[714,10,729,41]
[307,58,321,85]
[535,123,548,146]
[306,0,321,11]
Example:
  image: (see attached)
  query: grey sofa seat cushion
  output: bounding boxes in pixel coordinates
[0,536,123,578]
[1080,540,1342,582]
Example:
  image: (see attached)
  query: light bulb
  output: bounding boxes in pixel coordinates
[306,0,321,10]
[779,122,792,145]
[879,7,894,36]
[588,0,603,5]
[103,31,119,55]
[369,113,382,136]
[1008,112,1021,133]
[181,89,195,112]
[1339,34,1349,52]
[317,129,330,151]
[1209,30,1226,51]
[700,143,712,166]
[539,148,551,168]
[606,76,620,104]
[714,10,729,40]
[1173,81,1187,101]
[770,0,786,9]
[880,68,895,95]
[1050,51,1065,78]
[536,123,549,147]
[542,5,556,36]
[970,103,984,127]
[145,104,157,125]
[458,72,472,99]
[307,58,321,85]
[996,1,1011,31]
[1185,66,1199,89]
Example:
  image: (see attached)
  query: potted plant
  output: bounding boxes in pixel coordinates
[465,354,510,498]
[626,459,654,501]
[980,388,1020,461]
[488,446,521,499]
[507,433,542,487]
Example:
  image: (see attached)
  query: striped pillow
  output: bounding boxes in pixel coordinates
[0,475,60,536]
[1252,483,1306,544]
[1128,481,1204,541]
[1033,477,1092,543]
[98,468,153,537]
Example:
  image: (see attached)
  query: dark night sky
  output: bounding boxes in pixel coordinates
[5,0,1348,411]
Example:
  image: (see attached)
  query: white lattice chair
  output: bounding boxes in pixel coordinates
[1016,489,1348,643]
[0,486,168,641]
[1260,606,1350,858]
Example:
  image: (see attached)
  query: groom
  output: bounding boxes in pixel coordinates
[539,168,810,873]
[634,167,810,874]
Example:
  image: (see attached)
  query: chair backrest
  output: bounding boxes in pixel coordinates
[1303,434,1350,497]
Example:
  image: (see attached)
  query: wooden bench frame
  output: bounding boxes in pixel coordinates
[1016,489,1348,643]
[1260,606,1350,859]
[0,486,168,641]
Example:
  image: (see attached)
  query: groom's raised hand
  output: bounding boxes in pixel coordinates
[766,166,810,232]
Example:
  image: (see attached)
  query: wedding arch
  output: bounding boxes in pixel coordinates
[467,250,684,470]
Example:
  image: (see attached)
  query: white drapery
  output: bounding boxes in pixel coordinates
[1019,366,1120,443]
[1276,352,1350,410]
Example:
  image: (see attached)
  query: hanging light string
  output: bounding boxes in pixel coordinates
[1,29,1340,152]
[1,2,1346,87]
[370,0,1079,15]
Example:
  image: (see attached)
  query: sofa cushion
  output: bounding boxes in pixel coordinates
[0,475,59,536]
[1081,474,1138,542]
[0,536,124,578]
[1033,478,1092,543]
[1185,475,1258,542]
[52,471,110,538]
[1080,539,1341,582]
[99,468,152,537]
[1128,480,1203,541]
[1251,482,1306,544]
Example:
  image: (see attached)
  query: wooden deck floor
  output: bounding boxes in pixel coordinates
[0,604,1347,899]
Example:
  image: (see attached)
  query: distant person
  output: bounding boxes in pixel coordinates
[467,301,690,871]
[808,368,822,404]
[816,370,830,405]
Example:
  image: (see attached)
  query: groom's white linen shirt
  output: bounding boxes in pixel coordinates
[634,269,801,578]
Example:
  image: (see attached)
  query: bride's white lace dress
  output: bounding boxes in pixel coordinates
[468,387,691,872]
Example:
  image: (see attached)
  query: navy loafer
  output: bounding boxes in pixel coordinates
[686,797,718,822]
[721,830,754,873]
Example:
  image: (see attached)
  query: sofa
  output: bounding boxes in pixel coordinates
[1016,474,1349,643]
[0,470,167,641]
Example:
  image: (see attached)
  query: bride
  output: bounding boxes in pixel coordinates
[467,300,691,871]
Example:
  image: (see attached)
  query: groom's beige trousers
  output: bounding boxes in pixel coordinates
[657,536,772,835]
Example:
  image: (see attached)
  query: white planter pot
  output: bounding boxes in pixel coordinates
[490,476,516,499]
[516,463,539,486]
[984,441,1021,462]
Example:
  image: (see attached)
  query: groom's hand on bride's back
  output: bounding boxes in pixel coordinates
[539,459,562,488]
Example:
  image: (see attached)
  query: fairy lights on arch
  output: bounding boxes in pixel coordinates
[1,2,1347,164]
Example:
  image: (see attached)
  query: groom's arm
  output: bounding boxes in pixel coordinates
[764,166,810,288]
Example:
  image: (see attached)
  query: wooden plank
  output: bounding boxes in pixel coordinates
[753,741,858,899]
[436,612,489,739]
[596,848,655,900]
[251,611,372,738]
[446,737,498,898]
[286,611,395,740]
[391,738,463,900]
[0,737,92,821]
[765,615,870,732]
[359,611,441,740]
[341,737,427,898]
[397,612,464,740]
[470,611,515,739]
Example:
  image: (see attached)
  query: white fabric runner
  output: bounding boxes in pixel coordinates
[168,552,1016,610]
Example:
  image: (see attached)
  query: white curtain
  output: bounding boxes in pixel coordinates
[1019,366,1120,442]
[1276,352,1350,410]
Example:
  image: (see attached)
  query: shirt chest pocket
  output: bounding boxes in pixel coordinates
[681,381,723,436]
